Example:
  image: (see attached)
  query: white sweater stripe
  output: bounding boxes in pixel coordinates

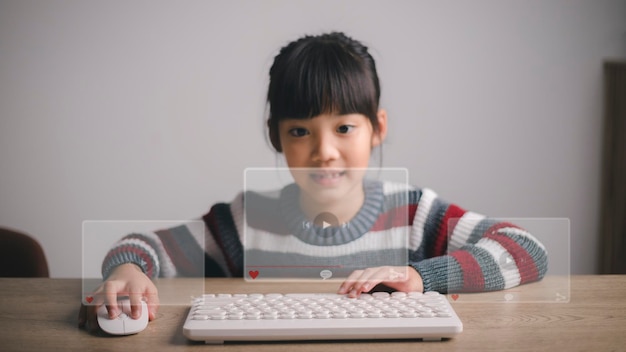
[449,212,485,251]
[475,238,521,289]
[411,188,437,251]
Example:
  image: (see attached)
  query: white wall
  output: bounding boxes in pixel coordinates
[1,0,625,278]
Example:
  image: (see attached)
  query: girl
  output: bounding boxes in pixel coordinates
[79,32,548,331]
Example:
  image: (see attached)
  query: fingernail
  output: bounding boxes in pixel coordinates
[108,307,117,318]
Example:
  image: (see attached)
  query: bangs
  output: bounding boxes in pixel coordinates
[268,41,379,121]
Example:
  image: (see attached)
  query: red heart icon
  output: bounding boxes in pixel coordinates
[451,294,459,301]
[85,296,94,304]
[249,270,259,279]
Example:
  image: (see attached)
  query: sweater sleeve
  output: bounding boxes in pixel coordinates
[409,188,548,293]
[101,195,246,280]
[101,223,205,279]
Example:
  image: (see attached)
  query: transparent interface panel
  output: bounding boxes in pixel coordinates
[244,167,410,282]
[82,220,205,306]
[445,217,570,303]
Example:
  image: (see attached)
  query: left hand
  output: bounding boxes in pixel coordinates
[338,266,424,298]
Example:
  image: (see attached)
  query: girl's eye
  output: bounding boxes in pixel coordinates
[337,125,354,134]
[288,127,309,137]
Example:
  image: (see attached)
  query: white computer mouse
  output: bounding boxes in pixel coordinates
[97,298,149,335]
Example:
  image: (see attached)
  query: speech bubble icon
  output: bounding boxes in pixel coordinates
[320,270,333,280]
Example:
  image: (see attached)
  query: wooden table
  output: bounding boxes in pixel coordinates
[0,276,625,351]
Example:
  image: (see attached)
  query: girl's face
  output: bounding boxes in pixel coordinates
[278,111,387,212]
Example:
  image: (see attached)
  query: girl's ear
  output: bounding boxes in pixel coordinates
[371,109,388,147]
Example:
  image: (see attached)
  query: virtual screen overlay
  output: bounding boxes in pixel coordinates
[445,217,570,303]
[243,167,411,282]
[82,220,205,306]
[82,174,569,306]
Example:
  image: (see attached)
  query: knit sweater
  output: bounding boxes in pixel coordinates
[101,180,548,293]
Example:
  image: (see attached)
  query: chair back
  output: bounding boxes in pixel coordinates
[0,227,49,277]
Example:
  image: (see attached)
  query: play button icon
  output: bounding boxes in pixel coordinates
[313,212,340,229]
[499,253,515,267]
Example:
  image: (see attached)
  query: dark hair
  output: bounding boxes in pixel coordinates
[266,32,381,152]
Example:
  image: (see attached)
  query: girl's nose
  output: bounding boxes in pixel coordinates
[311,134,340,163]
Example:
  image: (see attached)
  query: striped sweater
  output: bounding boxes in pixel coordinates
[102,180,548,293]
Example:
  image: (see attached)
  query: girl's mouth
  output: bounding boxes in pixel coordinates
[309,170,347,186]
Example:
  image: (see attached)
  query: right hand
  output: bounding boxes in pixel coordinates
[78,263,159,333]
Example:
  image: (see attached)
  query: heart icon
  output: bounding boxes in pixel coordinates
[85,296,94,304]
[451,294,459,301]
[249,270,259,279]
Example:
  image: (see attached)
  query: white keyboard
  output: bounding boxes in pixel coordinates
[183,291,463,344]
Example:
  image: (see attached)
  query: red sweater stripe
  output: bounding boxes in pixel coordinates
[154,229,196,275]
[433,204,466,256]
[370,204,417,232]
[484,224,540,284]
[451,250,485,292]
